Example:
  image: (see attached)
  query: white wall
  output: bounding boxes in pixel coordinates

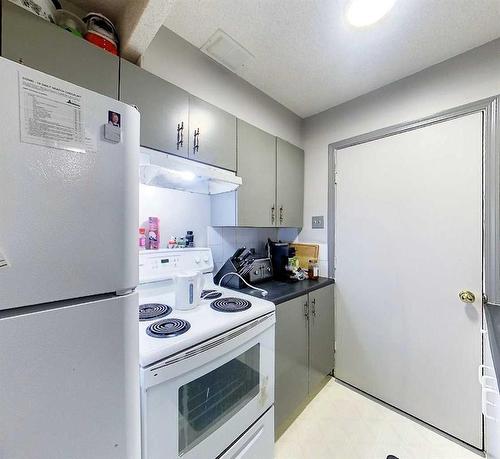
[141,26,303,148]
[301,38,500,270]
[139,184,211,247]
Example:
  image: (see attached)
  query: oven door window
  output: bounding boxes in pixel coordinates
[178,343,260,455]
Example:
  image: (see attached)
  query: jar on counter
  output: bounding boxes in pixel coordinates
[308,259,319,280]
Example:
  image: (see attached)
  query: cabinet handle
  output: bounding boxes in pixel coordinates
[279,205,284,224]
[311,298,316,316]
[482,387,498,421]
[193,128,200,153]
[176,121,184,149]
[303,302,309,320]
[271,206,275,225]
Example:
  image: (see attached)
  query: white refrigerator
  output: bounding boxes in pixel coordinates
[0,57,140,459]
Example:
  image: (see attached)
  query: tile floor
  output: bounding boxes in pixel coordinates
[275,378,482,459]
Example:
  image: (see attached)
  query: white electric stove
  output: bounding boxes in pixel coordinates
[138,248,275,459]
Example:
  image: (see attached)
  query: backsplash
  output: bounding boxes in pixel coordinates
[208,227,300,272]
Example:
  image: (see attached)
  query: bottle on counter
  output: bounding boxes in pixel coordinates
[186,230,194,247]
[147,217,160,250]
[138,227,146,248]
[308,259,319,280]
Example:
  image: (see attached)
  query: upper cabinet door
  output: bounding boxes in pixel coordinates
[236,121,276,227]
[276,138,304,228]
[120,60,189,157]
[1,1,119,99]
[189,96,236,171]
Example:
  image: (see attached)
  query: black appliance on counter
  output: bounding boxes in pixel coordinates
[214,247,273,289]
[267,239,297,282]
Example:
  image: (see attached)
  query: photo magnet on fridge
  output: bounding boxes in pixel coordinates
[104,110,121,143]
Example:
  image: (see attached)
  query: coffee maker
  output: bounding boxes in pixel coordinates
[267,239,297,282]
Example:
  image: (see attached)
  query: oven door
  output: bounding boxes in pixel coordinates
[141,312,275,459]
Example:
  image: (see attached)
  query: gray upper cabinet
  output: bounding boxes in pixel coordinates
[120,60,189,157]
[1,1,119,99]
[275,294,309,435]
[211,124,305,228]
[309,284,335,393]
[276,138,304,228]
[188,96,237,171]
[236,121,276,226]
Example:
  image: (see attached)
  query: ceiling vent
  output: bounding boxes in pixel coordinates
[201,29,254,72]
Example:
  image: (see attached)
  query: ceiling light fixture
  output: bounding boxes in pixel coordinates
[346,0,395,27]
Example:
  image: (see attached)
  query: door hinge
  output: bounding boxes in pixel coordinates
[334,171,338,184]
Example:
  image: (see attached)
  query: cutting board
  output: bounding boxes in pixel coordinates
[290,243,319,269]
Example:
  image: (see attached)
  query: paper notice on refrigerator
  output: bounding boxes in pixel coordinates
[19,72,85,152]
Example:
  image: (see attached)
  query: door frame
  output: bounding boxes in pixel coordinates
[327,96,500,306]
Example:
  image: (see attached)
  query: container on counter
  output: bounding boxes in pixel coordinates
[138,227,146,248]
[186,231,194,247]
[147,217,160,250]
[308,259,319,280]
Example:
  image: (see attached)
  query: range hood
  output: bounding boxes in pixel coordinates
[139,147,242,195]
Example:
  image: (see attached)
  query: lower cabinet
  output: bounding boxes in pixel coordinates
[275,284,334,436]
[483,320,500,459]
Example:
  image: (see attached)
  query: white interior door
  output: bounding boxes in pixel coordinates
[334,112,483,448]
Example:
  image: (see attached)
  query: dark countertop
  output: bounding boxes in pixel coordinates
[485,303,500,386]
[233,277,334,305]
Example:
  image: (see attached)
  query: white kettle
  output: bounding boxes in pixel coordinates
[174,271,203,310]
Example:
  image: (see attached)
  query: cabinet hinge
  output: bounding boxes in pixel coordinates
[334,171,338,184]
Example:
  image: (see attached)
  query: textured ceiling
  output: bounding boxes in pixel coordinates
[163,0,500,117]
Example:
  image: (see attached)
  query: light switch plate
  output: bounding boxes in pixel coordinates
[312,216,324,229]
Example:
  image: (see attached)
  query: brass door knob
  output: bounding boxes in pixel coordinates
[459,290,476,303]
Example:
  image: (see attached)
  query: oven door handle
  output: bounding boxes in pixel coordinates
[146,312,275,373]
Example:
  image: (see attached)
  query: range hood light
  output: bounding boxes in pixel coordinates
[139,148,242,195]
[346,0,395,27]
[168,169,196,181]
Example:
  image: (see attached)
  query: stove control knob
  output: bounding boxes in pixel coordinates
[203,256,209,263]
[195,257,201,264]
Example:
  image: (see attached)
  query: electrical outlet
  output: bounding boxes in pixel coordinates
[312,216,324,229]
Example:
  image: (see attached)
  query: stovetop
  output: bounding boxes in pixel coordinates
[138,276,275,367]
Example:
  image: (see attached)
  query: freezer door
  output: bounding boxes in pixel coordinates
[0,57,139,310]
[0,292,140,459]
